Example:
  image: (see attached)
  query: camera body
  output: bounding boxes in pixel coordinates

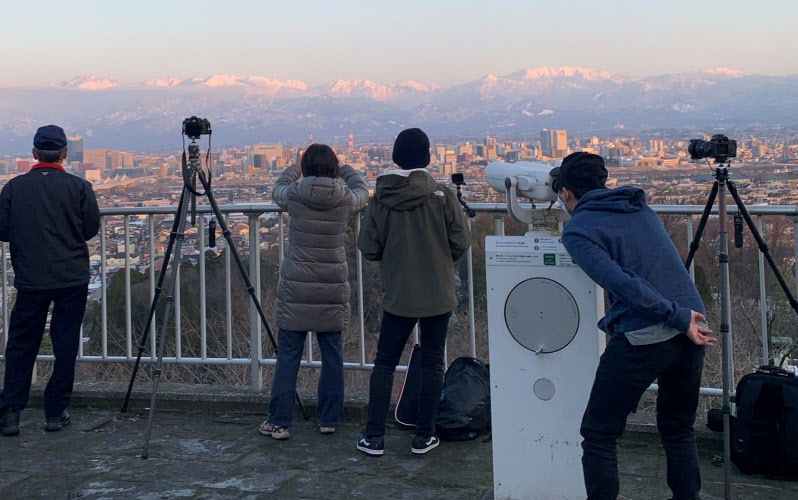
[689,134,737,163]
[451,173,465,186]
[182,116,212,140]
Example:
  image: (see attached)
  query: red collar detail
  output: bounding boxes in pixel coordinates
[31,162,66,173]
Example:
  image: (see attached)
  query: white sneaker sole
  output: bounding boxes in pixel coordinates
[411,440,440,455]
[357,444,384,456]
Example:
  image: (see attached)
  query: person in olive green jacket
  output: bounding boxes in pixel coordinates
[356,128,470,457]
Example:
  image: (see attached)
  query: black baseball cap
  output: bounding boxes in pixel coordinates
[33,125,68,150]
[550,152,608,193]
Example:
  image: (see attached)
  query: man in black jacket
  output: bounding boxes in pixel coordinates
[356,128,470,456]
[0,125,100,436]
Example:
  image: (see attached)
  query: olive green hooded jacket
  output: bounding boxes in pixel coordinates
[357,168,470,317]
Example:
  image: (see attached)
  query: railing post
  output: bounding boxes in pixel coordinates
[248,213,263,391]
[492,213,505,236]
[124,215,132,359]
[356,215,366,367]
[756,216,769,365]
[224,214,233,360]
[198,214,207,360]
[100,217,108,359]
[686,215,695,282]
[148,215,156,357]
[467,218,476,358]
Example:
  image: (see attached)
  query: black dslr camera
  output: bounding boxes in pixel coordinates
[688,134,737,163]
[182,116,212,140]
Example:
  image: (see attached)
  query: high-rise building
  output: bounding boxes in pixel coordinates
[540,129,553,157]
[67,136,84,163]
[435,146,446,162]
[541,129,568,157]
[253,154,269,169]
[348,131,354,153]
[84,150,110,169]
[552,130,568,158]
[253,144,283,170]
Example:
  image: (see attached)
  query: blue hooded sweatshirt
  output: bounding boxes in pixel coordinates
[561,186,705,338]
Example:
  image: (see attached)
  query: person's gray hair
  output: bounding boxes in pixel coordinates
[35,148,65,164]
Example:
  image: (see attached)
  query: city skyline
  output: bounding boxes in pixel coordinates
[2,1,797,87]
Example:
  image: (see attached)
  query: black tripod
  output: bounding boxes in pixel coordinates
[684,162,798,500]
[120,119,307,458]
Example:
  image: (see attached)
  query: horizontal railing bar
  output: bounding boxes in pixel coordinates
[99,204,285,216]
[0,355,407,373]
[466,203,798,216]
[648,383,728,398]
[99,203,798,218]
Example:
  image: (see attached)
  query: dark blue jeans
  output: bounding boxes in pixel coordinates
[268,329,343,428]
[0,285,88,418]
[366,311,450,438]
[581,334,705,500]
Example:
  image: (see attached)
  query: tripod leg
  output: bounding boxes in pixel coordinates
[728,181,798,317]
[196,171,277,347]
[296,392,310,420]
[122,189,188,413]
[684,181,719,270]
[195,171,307,414]
[715,177,734,500]
[142,190,191,459]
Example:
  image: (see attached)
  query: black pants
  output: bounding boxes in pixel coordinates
[0,285,88,417]
[366,310,450,438]
[581,334,705,500]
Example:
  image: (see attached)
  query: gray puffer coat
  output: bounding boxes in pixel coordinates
[272,164,369,332]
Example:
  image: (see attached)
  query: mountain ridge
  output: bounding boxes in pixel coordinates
[1,66,796,154]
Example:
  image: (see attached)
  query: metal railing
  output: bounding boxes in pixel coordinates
[1,203,797,396]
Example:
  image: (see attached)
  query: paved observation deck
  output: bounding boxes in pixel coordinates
[1,386,797,499]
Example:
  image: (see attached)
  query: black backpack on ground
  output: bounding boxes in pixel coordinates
[730,365,798,478]
[435,357,491,441]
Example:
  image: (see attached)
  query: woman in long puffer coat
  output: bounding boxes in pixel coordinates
[259,143,368,439]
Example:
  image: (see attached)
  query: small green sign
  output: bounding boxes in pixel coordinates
[543,254,556,266]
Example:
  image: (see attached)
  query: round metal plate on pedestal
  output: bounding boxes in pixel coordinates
[503,278,580,353]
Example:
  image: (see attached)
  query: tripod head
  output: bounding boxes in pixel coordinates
[451,173,476,218]
[181,117,213,225]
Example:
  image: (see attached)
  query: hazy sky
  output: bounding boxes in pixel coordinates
[2,0,796,87]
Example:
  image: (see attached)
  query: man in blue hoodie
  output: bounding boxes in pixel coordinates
[554,152,716,500]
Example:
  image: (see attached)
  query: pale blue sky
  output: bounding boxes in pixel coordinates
[1,0,796,87]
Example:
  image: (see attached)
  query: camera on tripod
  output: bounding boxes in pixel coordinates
[182,116,212,140]
[689,134,737,163]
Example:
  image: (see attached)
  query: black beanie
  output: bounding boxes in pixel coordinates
[551,152,608,195]
[392,128,431,170]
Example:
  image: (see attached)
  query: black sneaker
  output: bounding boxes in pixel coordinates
[45,411,71,432]
[0,409,20,437]
[411,435,440,455]
[356,433,384,456]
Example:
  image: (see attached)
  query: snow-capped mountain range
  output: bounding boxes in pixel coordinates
[2,66,797,154]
